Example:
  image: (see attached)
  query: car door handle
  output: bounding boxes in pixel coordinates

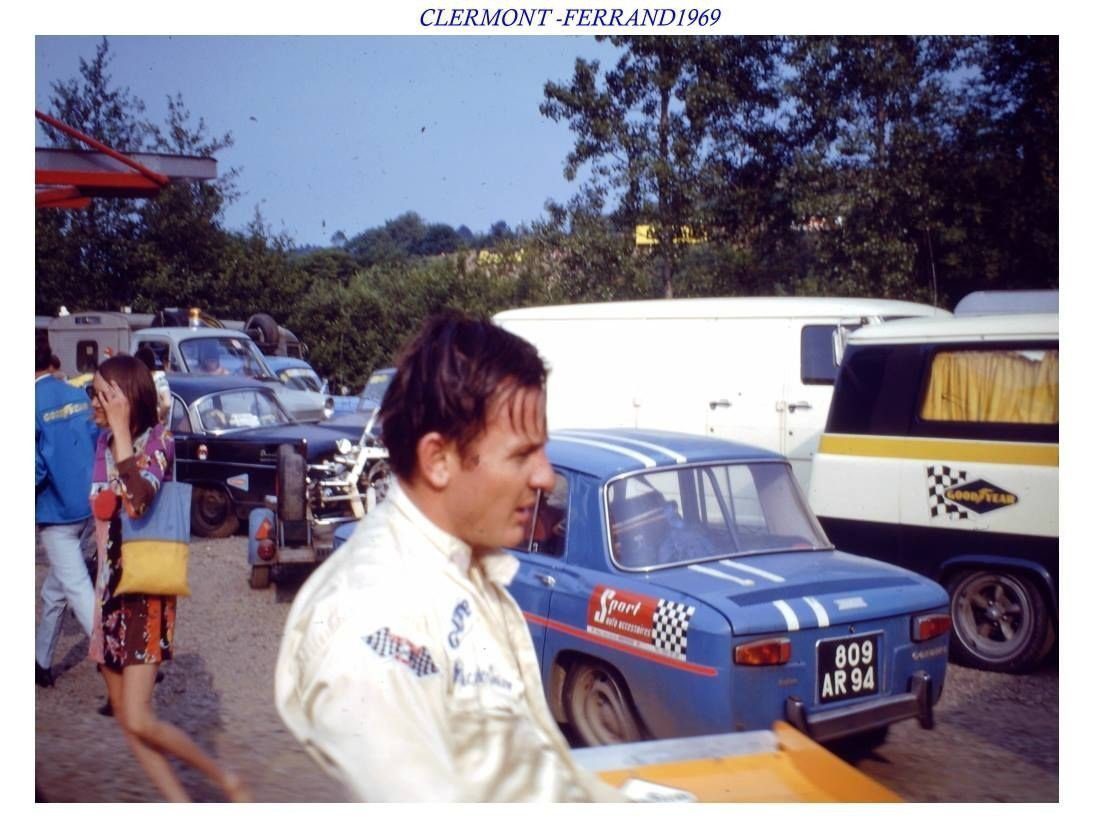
[709,399,732,409]
[787,401,812,412]
[535,573,556,587]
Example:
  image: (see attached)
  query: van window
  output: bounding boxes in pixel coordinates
[801,325,839,384]
[920,349,1059,425]
[76,341,99,373]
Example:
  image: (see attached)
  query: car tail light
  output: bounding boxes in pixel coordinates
[734,637,791,666]
[912,613,951,642]
[255,518,272,541]
[257,539,276,561]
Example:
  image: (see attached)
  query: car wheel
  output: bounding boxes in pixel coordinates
[249,564,271,590]
[947,568,1052,673]
[563,661,643,747]
[829,725,889,759]
[191,486,239,538]
[277,444,307,522]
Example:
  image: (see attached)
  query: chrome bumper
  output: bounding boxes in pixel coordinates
[785,671,934,743]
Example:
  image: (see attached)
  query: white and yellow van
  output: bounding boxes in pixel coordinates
[809,313,1058,672]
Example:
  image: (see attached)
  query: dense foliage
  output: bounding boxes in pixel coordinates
[36,36,1057,391]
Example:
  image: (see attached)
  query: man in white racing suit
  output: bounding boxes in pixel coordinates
[275,313,623,802]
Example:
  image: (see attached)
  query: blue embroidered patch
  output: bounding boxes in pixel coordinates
[363,628,438,677]
[448,600,472,648]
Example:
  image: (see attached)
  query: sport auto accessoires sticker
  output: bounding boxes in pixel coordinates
[586,585,695,661]
[926,465,1019,519]
[363,627,438,677]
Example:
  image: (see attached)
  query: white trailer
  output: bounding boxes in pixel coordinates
[494,297,949,490]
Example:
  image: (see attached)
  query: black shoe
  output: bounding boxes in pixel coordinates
[97,700,113,717]
[35,663,54,688]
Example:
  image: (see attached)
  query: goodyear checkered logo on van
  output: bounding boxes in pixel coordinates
[926,465,1018,519]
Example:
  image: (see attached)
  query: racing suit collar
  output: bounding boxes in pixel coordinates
[387,481,514,586]
[389,478,517,585]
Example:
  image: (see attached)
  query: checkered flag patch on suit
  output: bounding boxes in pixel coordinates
[651,599,695,660]
[926,464,969,520]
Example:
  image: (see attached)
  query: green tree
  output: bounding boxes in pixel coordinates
[542,36,782,298]
[782,36,972,302]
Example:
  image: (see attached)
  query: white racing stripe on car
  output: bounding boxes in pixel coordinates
[718,559,785,583]
[563,431,688,464]
[773,600,800,631]
[551,434,657,468]
[802,596,830,627]
[688,564,755,586]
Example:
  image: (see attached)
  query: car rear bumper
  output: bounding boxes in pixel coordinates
[785,671,934,743]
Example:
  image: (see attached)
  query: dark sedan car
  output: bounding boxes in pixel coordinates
[166,375,359,537]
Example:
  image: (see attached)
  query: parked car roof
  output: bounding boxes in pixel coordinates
[166,373,280,402]
[547,428,781,479]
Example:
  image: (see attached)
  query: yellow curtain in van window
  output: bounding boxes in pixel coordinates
[921,350,1058,424]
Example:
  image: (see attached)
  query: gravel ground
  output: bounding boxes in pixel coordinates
[34,534,1059,803]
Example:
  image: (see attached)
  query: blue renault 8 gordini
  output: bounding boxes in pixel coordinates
[508,429,950,752]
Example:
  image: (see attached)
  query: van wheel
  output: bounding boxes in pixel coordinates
[947,569,1052,673]
[563,661,643,747]
[191,486,239,538]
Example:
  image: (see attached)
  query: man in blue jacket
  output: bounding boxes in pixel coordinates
[35,339,98,687]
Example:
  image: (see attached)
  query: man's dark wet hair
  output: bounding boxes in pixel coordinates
[379,312,548,480]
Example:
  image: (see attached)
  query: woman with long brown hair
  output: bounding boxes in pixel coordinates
[88,355,250,802]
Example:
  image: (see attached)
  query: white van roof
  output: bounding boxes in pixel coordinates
[494,297,948,322]
[954,289,1058,316]
[849,312,1058,345]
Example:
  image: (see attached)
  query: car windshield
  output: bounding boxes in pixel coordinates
[179,336,274,380]
[277,367,322,392]
[360,369,394,404]
[191,388,292,433]
[606,461,831,570]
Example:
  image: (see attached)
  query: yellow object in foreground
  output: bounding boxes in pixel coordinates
[576,722,901,803]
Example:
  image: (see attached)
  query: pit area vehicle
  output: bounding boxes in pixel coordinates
[166,375,359,538]
[246,412,391,589]
[134,326,333,423]
[331,428,951,752]
[809,312,1058,673]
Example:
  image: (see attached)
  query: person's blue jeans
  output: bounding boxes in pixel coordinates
[35,520,95,669]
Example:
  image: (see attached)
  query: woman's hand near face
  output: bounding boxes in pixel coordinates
[100,379,135,461]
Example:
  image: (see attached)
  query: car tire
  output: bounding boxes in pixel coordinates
[947,568,1053,673]
[829,725,889,759]
[245,312,280,351]
[190,486,239,538]
[277,444,307,522]
[249,564,272,590]
[563,660,643,747]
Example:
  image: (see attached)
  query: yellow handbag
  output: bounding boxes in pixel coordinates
[114,481,192,597]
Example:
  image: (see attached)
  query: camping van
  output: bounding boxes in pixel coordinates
[808,313,1058,672]
[493,297,948,490]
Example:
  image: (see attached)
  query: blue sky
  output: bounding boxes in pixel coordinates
[36,36,623,247]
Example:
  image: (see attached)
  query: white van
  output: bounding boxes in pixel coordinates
[494,297,948,490]
[808,313,1058,672]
